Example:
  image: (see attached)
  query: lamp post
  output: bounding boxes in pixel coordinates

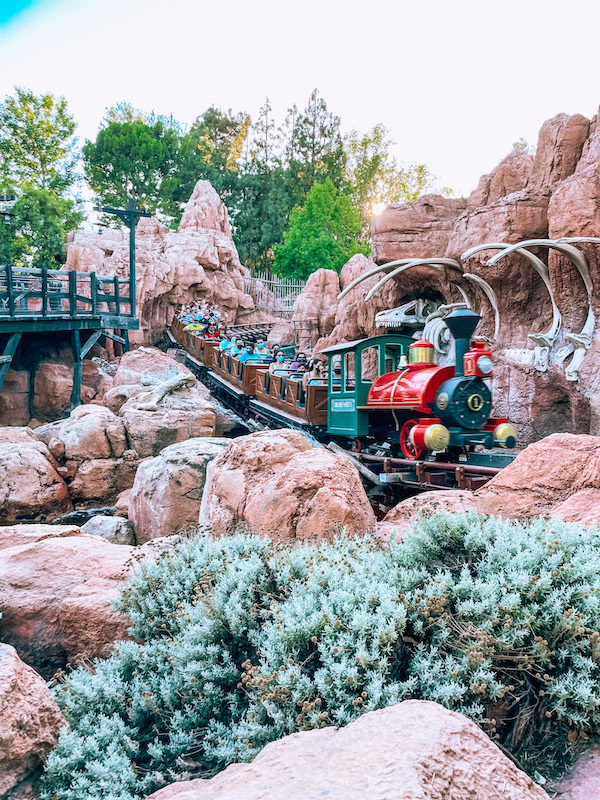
[94,196,151,319]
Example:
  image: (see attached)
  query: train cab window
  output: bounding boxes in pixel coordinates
[385,345,404,374]
[345,352,355,391]
[361,346,379,382]
[331,360,342,392]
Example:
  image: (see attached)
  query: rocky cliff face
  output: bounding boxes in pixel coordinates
[337,109,600,444]
[65,181,257,345]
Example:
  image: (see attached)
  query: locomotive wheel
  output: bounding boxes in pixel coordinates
[399,419,422,460]
[350,437,362,453]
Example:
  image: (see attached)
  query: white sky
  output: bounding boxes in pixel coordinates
[1,0,600,198]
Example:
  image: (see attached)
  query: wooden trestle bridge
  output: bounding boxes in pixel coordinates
[0,264,139,408]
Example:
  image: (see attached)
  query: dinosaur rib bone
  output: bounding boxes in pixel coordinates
[462,242,561,371]
[486,239,594,380]
[337,259,419,301]
[364,258,462,302]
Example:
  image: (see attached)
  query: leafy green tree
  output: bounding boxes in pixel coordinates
[272,178,368,278]
[344,124,438,237]
[8,187,84,269]
[285,89,346,197]
[83,119,181,219]
[0,87,78,193]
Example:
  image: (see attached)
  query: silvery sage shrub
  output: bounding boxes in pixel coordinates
[42,513,600,799]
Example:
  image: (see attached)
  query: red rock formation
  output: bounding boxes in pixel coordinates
[382,433,600,534]
[129,437,228,543]
[0,527,135,678]
[0,369,30,427]
[200,430,375,540]
[146,701,549,800]
[65,181,258,345]
[363,109,600,443]
[290,268,339,349]
[0,643,67,795]
[0,428,72,524]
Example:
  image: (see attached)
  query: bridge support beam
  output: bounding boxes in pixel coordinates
[70,329,82,411]
[0,333,22,393]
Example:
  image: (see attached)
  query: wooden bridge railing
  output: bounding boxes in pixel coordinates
[0,265,134,320]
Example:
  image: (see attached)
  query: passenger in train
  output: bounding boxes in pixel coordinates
[289,352,305,370]
[203,322,220,340]
[269,350,287,374]
[219,330,233,350]
[229,338,245,356]
[238,343,259,363]
[290,363,308,381]
[254,338,269,357]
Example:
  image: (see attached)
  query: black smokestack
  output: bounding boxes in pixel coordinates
[444,309,481,377]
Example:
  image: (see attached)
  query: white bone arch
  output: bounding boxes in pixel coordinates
[461,242,561,371]
[337,259,422,302]
[485,239,595,380]
[337,257,500,340]
[364,259,459,301]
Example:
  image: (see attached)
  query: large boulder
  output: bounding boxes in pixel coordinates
[81,514,135,545]
[146,701,549,800]
[0,643,67,795]
[474,433,600,523]
[467,148,534,209]
[0,523,82,550]
[0,427,72,524]
[0,529,136,678]
[200,430,375,540]
[54,404,127,460]
[382,433,600,531]
[65,181,258,345]
[129,437,229,544]
[111,346,195,388]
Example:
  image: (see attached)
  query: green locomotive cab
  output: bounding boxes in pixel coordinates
[321,334,414,438]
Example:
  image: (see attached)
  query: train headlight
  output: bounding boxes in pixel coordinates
[494,422,516,448]
[423,423,450,451]
[476,355,493,375]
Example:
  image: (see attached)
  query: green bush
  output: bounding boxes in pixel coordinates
[42,514,600,799]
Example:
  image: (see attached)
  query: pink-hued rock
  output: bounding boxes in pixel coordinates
[384,434,600,531]
[266,319,295,347]
[66,452,141,504]
[468,148,534,209]
[378,489,477,541]
[551,748,600,800]
[531,112,590,191]
[0,369,30,427]
[291,268,340,349]
[0,643,67,794]
[111,347,194,388]
[129,438,229,543]
[114,488,131,518]
[0,523,82,550]
[314,254,385,355]
[65,181,257,345]
[145,701,549,800]
[201,430,375,540]
[122,403,216,459]
[0,428,72,524]
[32,362,73,419]
[0,532,136,678]
[371,194,468,265]
[474,433,600,522]
[55,404,127,460]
